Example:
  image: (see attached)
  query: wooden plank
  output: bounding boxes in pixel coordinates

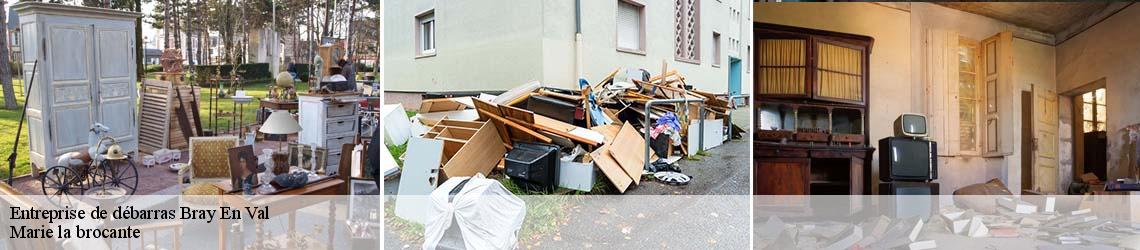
[591,145,633,193]
[590,124,622,143]
[591,68,622,90]
[608,123,645,185]
[473,98,513,146]
[499,104,537,142]
[439,122,507,180]
[419,98,467,112]
[533,115,602,146]
[538,89,584,102]
[477,109,552,143]
[473,98,551,143]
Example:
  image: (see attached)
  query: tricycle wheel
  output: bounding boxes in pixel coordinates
[41,166,83,197]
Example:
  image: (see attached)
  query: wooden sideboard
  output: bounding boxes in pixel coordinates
[754,142,874,195]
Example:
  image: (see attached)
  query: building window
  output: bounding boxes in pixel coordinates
[958,38,981,153]
[616,0,645,54]
[711,32,721,67]
[746,45,751,73]
[10,32,18,47]
[674,0,700,64]
[1082,88,1107,132]
[415,10,436,57]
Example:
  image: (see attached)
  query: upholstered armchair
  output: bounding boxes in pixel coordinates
[179,136,239,194]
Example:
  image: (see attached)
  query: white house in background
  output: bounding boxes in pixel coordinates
[385,0,753,97]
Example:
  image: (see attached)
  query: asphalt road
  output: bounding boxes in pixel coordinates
[384,138,751,249]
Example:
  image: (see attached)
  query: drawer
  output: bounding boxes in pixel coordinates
[325,134,355,150]
[326,103,356,118]
[754,148,808,158]
[326,118,356,134]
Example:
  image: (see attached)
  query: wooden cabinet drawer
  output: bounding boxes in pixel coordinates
[754,148,808,158]
[326,102,356,118]
[325,134,355,150]
[326,118,356,134]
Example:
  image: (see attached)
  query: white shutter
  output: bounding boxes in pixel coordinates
[617,2,641,51]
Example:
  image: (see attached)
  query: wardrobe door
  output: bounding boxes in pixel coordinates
[94,25,137,150]
[46,23,95,155]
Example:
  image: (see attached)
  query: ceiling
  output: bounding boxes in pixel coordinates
[936,2,1112,34]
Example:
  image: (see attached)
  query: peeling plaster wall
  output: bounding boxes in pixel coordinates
[1056,4,1140,181]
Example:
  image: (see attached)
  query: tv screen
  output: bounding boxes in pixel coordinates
[880,137,937,181]
[901,115,926,135]
[894,113,929,137]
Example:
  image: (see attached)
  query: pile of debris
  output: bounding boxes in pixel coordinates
[383,66,746,195]
[756,196,1140,250]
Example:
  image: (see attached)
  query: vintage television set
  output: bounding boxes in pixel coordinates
[879,114,938,182]
[893,113,929,137]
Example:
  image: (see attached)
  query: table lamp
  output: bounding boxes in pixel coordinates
[259,110,302,174]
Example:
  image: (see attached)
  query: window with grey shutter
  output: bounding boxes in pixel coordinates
[616,0,644,53]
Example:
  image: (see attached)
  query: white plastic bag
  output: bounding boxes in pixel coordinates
[422,173,526,250]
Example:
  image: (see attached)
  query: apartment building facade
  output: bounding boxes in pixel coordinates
[385,0,753,97]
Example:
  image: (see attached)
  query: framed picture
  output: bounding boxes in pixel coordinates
[227,145,257,190]
[287,143,327,173]
[287,143,312,169]
[314,147,329,173]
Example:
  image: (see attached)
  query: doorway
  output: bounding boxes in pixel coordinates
[728,57,742,95]
[1062,78,1108,185]
[1077,87,1108,182]
[1021,91,1033,191]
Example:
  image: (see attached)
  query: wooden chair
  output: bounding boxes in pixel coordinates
[179,136,239,193]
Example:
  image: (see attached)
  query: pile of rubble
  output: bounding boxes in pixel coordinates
[382,67,746,195]
[756,196,1140,250]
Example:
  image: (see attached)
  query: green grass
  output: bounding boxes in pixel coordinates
[387,143,407,167]
[0,79,30,180]
[194,79,309,133]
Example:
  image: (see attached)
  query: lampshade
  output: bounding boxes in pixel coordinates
[259,111,302,135]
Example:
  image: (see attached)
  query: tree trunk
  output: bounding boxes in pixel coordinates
[345,0,356,57]
[173,0,181,49]
[321,0,332,38]
[0,0,16,109]
[136,0,143,80]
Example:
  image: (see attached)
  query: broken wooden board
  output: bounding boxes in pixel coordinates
[538,89,584,102]
[473,98,551,144]
[494,81,541,106]
[591,124,622,143]
[419,98,469,112]
[608,123,645,185]
[417,109,479,127]
[473,98,514,146]
[591,144,632,193]
[534,115,603,146]
[499,104,538,142]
